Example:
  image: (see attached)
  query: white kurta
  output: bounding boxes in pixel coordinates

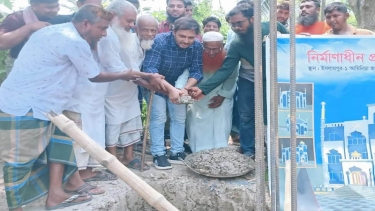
[185,65,239,153]
[66,51,107,149]
[104,33,145,125]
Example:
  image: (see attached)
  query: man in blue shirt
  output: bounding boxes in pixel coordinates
[143,17,203,169]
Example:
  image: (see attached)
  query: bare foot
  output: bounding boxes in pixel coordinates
[45,189,90,208]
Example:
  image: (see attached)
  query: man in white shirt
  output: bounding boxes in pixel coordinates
[104,1,159,170]
[0,5,163,211]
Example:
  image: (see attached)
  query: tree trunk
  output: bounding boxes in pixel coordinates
[348,0,375,31]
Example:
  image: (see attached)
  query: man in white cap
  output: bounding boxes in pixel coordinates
[180,31,238,152]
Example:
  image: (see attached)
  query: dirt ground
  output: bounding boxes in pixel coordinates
[0,149,270,211]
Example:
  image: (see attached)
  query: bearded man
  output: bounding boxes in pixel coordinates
[295,0,330,35]
[158,0,186,33]
[185,31,238,152]
[188,3,288,158]
[0,5,159,210]
[105,1,160,170]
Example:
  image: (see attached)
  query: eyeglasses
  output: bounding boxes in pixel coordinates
[230,19,249,28]
[204,47,222,53]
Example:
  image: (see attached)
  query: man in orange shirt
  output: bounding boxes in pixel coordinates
[295,0,330,35]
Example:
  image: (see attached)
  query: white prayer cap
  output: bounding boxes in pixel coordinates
[202,31,224,42]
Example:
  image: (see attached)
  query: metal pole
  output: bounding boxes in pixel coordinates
[269,0,279,210]
[320,0,327,21]
[254,0,265,210]
[289,0,298,210]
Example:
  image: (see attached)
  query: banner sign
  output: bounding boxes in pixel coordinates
[266,35,375,211]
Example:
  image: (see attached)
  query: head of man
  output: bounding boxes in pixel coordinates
[77,0,102,8]
[73,5,113,49]
[202,16,221,33]
[30,0,60,21]
[185,0,193,17]
[227,2,254,44]
[127,0,140,11]
[277,1,290,25]
[107,0,137,32]
[237,0,252,5]
[202,31,224,58]
[136,15,158,50]
[298,0,320,26]
[324,2,349,32]
[166,0,186,23]
[106,0,137,52]
[173,17,200,49]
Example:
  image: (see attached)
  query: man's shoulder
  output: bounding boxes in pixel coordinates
[355,27,375,35]
[154,32,171,45]
[48,14,74,25]
[0,10,25,29]
[5,10,24,20]
[37,23,85,45]
[192,39,202,48]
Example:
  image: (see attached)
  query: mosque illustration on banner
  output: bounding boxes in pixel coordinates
[279,87,307,109]
[281,141,309,164]
[320,102,375,187]
[286,114,308,136]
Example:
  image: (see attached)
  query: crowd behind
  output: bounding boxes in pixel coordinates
[0,0,373,210]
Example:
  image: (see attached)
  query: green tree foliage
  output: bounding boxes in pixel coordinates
[151,0,229,39]
[192,0,229,39]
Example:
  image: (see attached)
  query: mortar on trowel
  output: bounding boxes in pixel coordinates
[184,147,255,178]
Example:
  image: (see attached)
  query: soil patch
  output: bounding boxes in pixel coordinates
[184,147,255,177]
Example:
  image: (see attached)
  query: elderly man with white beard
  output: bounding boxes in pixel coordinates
[104,1,168,170]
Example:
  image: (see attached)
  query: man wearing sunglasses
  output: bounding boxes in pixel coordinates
[188,2,288,158]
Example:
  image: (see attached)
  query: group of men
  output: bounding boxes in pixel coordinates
[0,0,374,210]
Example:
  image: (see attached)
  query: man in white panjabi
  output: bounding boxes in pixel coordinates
[104,1,159,170]
[183,31,238,152]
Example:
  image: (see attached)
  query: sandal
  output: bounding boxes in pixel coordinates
[125,158,150,171]
[45,193,92,210]
[83,171,118,182]
[65,183,105,195]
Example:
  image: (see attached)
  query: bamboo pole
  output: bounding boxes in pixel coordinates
[46,112,179,211]
[141,91,154,172]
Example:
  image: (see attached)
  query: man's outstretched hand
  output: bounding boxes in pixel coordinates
[186,87,205,101]
[148,73,166,91]
[208,95,225,108]
[169,87,184,104]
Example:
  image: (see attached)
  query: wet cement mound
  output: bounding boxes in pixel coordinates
[184,147,255,178]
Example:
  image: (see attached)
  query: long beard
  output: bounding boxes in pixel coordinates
[238,26,254,45]
[140,39,154,50]
[298,12,318,26]
[111,20,136,52]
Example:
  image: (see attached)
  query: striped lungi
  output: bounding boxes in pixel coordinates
[0,110,77,209]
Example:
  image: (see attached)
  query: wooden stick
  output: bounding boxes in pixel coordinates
[46,112,179,211]
[141,91,154,172]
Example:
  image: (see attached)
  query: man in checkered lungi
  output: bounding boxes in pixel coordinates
[0,5,164,211]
